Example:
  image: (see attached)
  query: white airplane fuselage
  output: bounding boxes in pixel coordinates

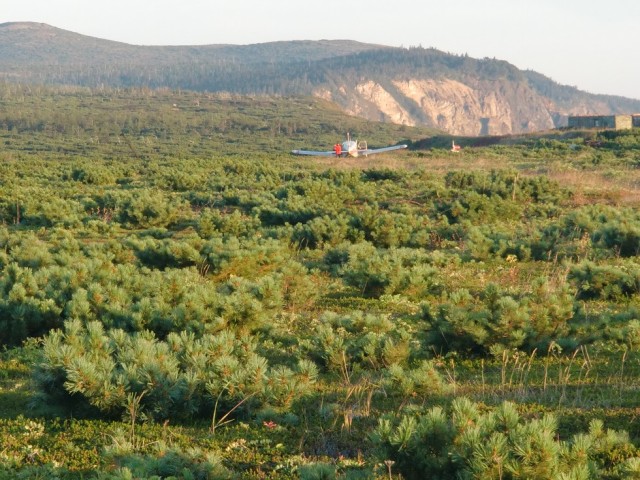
[341,139,359,157]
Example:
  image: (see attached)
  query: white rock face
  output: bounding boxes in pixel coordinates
[314,77,560,135]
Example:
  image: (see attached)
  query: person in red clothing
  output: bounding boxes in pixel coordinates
[333,143,342,157]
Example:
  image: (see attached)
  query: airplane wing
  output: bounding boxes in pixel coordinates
[291,149,337,156]
[292,143,408,156]
[358,144,408,155]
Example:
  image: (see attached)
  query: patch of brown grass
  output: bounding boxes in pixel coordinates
[547,169,640,206]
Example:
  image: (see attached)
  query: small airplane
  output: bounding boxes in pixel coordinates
[292,133,408,157]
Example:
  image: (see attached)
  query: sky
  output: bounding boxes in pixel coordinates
[2,0,639,99]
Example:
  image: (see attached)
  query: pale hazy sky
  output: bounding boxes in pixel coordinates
[2,0,639,99]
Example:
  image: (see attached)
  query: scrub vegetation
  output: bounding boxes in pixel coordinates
[2,83,640,479]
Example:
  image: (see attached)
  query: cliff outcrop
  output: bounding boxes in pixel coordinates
[314,77,610,135]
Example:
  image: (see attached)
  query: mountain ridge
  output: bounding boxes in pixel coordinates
[2,22,639,135]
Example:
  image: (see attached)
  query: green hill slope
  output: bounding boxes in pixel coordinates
[2,22,639,135]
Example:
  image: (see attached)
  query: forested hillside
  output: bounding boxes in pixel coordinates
[2,22,640,135]
[0,83,435,158]
[2,84,640,478]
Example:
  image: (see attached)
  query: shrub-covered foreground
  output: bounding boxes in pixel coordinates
[3,85,640,478]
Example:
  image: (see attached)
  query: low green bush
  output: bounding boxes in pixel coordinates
[33,320,318,420]
[372,398,638,480]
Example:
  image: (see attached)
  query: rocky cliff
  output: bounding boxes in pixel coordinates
[314,76,633,136]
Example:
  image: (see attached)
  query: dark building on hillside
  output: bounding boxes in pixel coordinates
[567,114,633,130]
[633,115,640,128]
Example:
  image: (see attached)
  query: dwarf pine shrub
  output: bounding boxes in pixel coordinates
[372,398,638,480]
[421,279,576,354]
[117,189,189,228]
[34,320,317,420]
[332,242,440,298]
[310,311,414,373]
[102,440,231,480]
[297,462,336,480]
[569,260,640,300]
